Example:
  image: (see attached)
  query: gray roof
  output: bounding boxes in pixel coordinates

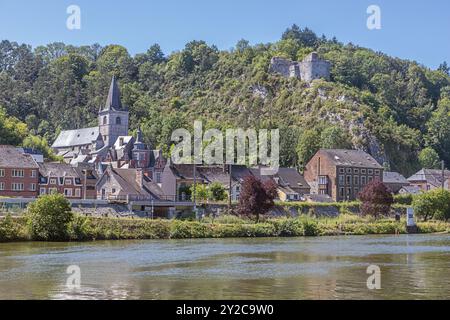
[408,169,450,188]
[101,76,126,112]
[383,171,409,184]
[276,168,310,190]
[38,162,79,178]
[318,149,383,169]
[400,185,422,195]
[0,145,39,168]
[52,127,100,148]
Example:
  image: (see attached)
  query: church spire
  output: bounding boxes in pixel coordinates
[102,75,124,111]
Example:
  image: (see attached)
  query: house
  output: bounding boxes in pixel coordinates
[161,163,254,202]
[0,145,39,198]
[304,149,383,202]
[398,185,422,195]
[38,162,85,199]
[383,171,410,194]
[96,165,164,201]
[407,169,450,192]
[274,168,310,202]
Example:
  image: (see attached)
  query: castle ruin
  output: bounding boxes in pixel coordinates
[269,52,331,82]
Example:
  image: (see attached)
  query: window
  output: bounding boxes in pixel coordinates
[354,176,359,185]
[346,168,352,174]
[156,172,162,184]
[339,188,345,198]
[116,117,121,125]
[354,188,359,196]
[319,189,327,195]
[368,169,374,175]
[354,169,360,174]
[103,116,107,125]
[339,168,345,174]
[12,183,24,191]
[319,176,328,185]
[368,176,373,183]
[347,188,352,198]
[346,175,352,185]
[40,188,46,195]
[375,170,380,175]
[361,176,367,185]
[112,188,116,194]
[361,169,367,174]
[12,170,24,177]
[65,179,72,185]
[338,175,344,185]
[0,182,4,190]
[50,178,57,185]
[31,170,37,178]
[30,183,36,191]
[0,169,4,177]
[64,189,73,197]
[75,189,81,198]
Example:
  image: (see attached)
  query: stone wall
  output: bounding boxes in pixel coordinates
[269,53,331,82]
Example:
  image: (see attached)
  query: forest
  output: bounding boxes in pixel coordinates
[0,24,449,176]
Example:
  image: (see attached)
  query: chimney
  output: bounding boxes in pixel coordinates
[136,169,143,189]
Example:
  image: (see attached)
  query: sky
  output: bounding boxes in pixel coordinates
[0,0,449,69]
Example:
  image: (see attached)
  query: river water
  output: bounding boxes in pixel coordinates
[0,234,449,300]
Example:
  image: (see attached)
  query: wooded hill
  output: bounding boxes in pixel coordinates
[0,25,449,176]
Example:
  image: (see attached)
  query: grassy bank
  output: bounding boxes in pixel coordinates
[1,214,449,242]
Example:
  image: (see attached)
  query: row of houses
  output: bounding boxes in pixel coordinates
[1,144,449,204]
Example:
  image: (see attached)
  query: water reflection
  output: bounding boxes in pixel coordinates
[0,234,449,300]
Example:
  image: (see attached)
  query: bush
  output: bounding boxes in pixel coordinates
[394,194,414,205]
[27,194,73,241]
[0,215,26,241]
[359,181,394,218]
[413,189,450,221]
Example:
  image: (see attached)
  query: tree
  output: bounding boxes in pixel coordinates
[22,135,60,161]
[413,189,450,221]
[209,182,227,202]
[438,61,450,75]
[190,184,210,202]
[27,194,73,241]
[0,107,28,145]
[238,176,278,222]
[418,147,441,169]
[282,24,318,48]
[320,126,352,149]
[358,181,394,218]
[426,99,450,166]
[296,129,320,170]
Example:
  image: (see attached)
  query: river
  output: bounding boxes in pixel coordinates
[0,234,449,300]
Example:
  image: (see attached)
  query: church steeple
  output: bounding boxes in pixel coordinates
[102,76,125,112]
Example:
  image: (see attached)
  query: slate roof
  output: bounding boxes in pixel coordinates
[400,185,422,195]
[408,169,450,188]
[0,145,39,168]
[276,168,310,190]
[101,76,127,112]
[383,171,409,185]
[318,149,383,169]
[38,162,80,178]
[52,126,100,148]
[107,168,163,199]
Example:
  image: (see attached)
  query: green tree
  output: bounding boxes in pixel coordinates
[320,126,352,149]
[418,147,441,169]
[426,99,450,166]
[413,189,450,221]
[296,129,320,169]
[27,194,73,241]
[209,182,227,202]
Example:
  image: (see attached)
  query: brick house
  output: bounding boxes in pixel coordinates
[38,162,85,199]
[304,149,383,202]
[0,145,39,198]
[407,169,450,192]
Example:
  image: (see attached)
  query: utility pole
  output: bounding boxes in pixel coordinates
[83,169,87,201]
[442,160,446,190]
[193,163,197,216]
[228,164,232,210]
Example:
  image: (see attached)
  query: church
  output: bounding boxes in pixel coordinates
[51,76,166,181]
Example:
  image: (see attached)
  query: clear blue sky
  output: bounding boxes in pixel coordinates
[0,0,449,69]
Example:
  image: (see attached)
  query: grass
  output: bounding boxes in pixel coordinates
[1,213,449,242]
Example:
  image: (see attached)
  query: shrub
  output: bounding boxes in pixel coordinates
[0,215,25,241]
[27,194,73,241]
[394,194,414,205]
[413,189,450,221]
[359,181,394,218]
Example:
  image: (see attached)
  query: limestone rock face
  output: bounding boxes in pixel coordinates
[269,52,331,82]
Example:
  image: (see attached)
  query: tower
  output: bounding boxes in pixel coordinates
[132,128,151,168]
[99,76,129,147]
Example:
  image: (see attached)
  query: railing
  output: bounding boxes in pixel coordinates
[106,194,194,203]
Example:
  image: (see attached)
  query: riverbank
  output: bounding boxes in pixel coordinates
[1,214,449,242]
